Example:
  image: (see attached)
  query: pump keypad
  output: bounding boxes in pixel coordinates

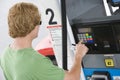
[77,33,94,44]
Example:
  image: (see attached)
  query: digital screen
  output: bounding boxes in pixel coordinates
[78,28,91,33]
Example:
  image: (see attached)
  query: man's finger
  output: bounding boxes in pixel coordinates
[78,40,83,44]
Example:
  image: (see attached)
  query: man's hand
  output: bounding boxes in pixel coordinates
[75,40,88,59]
[64,40,88,80]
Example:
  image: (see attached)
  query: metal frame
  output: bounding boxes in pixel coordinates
[61,0,68,70]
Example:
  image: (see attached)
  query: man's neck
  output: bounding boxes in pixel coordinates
[10,37,33,50]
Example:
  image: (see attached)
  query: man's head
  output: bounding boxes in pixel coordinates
[8,2,41,38]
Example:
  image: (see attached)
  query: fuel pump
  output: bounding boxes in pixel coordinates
[72,15,120,80]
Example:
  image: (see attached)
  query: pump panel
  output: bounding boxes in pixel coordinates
[72,15,120,80]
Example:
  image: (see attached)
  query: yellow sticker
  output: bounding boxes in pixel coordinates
[105,59,114,67]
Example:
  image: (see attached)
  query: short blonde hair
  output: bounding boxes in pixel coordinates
[8,2,41,38]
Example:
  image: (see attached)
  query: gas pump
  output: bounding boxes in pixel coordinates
[72,15,120,80]
[61,0,120,79]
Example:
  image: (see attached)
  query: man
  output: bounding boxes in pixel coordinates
[0,2,88,80]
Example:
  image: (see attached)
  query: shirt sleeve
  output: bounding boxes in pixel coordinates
[34,57,65,80]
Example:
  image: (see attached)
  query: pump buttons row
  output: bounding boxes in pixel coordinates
[77,33,94,43]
